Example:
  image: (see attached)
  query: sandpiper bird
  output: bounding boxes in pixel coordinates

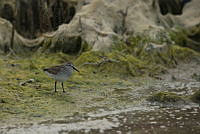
[43,62,79,92]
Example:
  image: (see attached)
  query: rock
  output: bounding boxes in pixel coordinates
[0,0,200,53]
[0,0,77,39]
[0,18,41,54]
[150,121,157,124]
[149,117,155,120]
[145,43,169,53]
[19,79,35,86]
[160,125,166,129]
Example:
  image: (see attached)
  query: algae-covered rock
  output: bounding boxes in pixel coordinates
[148,92,184,103]
[191,90,200,104]
[75,49,156,77]
[73,35,200,77]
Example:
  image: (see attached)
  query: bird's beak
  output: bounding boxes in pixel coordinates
[72,66,80,72]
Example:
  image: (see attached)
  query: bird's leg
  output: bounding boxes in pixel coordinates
[55,81,57,92]
[61,82,65,93]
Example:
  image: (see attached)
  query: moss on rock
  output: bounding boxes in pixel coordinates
[74,50,150,77]
[169,26,200,52]
[74,35,199,77]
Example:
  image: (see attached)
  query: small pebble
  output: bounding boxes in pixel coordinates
[175,110,180,112]
[123,118,127,123]
[169,114,175,117]
[116,131,122,134]
[190,111,198,114]
[158,116,162,118]
[150,121,157,124]
[149,117,155,120]
[181,108,187,111]
[19,79,35,86]
[160,125,166,128]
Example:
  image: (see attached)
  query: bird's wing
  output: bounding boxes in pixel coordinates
[44,65,64,75]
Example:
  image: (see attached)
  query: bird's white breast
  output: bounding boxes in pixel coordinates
[44,66,73,82]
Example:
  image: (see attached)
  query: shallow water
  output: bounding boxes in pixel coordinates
[1,104,200,134]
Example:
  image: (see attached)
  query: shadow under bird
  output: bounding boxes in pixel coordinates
[43,63,79,92]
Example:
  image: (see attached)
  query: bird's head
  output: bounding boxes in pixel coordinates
[65,62,80,72]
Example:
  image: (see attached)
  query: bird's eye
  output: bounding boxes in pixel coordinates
[67,63,72,67]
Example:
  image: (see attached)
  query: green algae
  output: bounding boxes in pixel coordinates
[0,34,200,124]
[170,28,188,47]
[169,26,200,52]
[75,50,149,77]
[0,54,78,122]
[0,53,138,123]
[148,92,184,103]
[190,90,200,104]
[75,36,199,78]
